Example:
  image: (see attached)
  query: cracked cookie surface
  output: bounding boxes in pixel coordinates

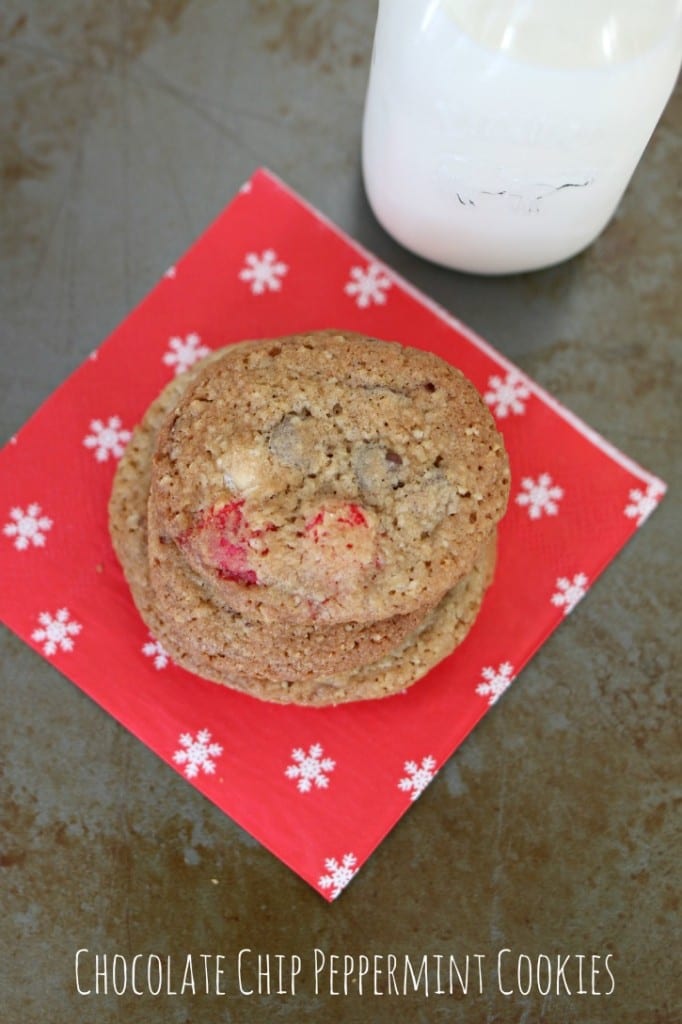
[150,331,509,625]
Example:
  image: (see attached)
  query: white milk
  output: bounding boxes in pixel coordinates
[362,0,682,273]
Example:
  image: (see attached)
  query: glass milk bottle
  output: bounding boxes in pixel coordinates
[362,0,682,274]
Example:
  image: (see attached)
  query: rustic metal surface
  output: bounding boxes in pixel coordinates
[1,3,679,1021]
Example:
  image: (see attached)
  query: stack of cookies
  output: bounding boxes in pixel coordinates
[109,331,509,706]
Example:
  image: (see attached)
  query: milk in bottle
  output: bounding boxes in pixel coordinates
[362,0,682,273]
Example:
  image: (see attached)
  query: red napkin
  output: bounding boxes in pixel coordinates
[0,169,665,900]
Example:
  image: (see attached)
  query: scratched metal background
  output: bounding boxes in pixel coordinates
[1,3,680,1022]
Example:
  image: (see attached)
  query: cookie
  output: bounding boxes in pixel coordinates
[109,331,508,706]
[150,331,509,625]
[112,358,435,683]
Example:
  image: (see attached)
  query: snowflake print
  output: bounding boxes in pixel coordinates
[551,573,589,616]
[238,249,288,294]
[484,370,531,418]
[476,662,515,706]
[398,755,437,801]
[172,729,223,780]
[142,635,170,670]
[162,333,210,376]
[285,744,336,793]
[3,504,53,551]
[318,852,357,899]
[344,261,392,308]
[31,608,82,656]
[83,416,131,463]
[624,481,664,527]
[239,180,252,194]
[515,473,564,520]
[164,265,177,278]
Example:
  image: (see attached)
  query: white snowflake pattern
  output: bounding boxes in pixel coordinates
[162,333,210,376]
[476,662,515,706]
[239,180,252,194]
[83,416,131,463]
[551,573,589,616]
[318,852,357,899]
[3,504,53,551]
[238,249,288,294]
[142,635,170,670]
[515,473,564,520]
[284,743,336,793]
[172,729,223,780]
[31,608,82,656]
[164,265,177,278]
[344,261,392,308]
[398,755,437,801]
[624,481,664,527]
[484,370,531,418]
